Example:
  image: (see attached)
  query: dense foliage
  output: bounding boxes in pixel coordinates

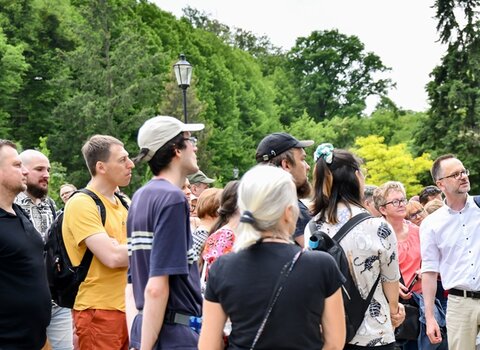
[0,0,477,198]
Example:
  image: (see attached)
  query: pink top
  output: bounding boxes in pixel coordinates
[397,221,422,293]
[202,227,235,277]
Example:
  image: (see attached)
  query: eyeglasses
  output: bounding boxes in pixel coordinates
[383,198,407,207]
[60,190,74,198]
[184,137,197,147]
[407,209,424,221]
[437,169,469,181]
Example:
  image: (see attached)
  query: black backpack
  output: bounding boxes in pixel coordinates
[308,212,380,343]
[44,188,129,308]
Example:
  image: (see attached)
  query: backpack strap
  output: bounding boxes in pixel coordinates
[474,196,480,208]
[333,211,378,306]
[77,188,107,224]
[308,219,318,236]
[70,188,112,274]
[114,191,130,210]
[47,197,57,220]
[332,212,372,243]
[366,274,381,305]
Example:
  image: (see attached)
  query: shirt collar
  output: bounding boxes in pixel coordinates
[16,191,49,206]
[445,194,472,214]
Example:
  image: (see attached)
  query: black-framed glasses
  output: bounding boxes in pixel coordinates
[383,198,407,207]
[407,209,424,221]
[183,137,197,147]
[438,169,469,181]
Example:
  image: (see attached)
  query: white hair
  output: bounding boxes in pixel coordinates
[234,165,298,251]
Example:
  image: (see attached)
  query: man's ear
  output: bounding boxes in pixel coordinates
[281,159,291,171]
[96,161,106,175]
[174,147,182,158]
[435,180,445,192]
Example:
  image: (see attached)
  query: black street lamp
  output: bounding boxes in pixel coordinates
[173,54,192,123]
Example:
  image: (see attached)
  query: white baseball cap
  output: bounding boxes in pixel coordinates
[137,116,204,162]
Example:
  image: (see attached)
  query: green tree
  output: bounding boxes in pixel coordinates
[49,0,165,191]
[287,29,393,121]
[0,28,29,137]
[353,135,432,197]
[38,136,67,204]
[417,0,480,191]
[0,0,76,147]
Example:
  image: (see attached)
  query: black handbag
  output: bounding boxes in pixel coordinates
[394,301,420,341]
[395,273,420,342]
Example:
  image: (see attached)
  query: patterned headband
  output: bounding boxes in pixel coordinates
[314,143,334,164]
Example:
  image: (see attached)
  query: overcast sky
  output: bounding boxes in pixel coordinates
[153,0,446,112]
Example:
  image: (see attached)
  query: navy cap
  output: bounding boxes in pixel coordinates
[255,132,314,163]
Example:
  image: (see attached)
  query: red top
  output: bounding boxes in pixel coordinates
[397,221,422,294]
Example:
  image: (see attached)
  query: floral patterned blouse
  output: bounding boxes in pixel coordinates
[202,226,235,278]
[304,204,400,347]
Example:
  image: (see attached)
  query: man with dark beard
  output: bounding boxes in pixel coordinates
[15,149,73,350]
[255,132,313,247]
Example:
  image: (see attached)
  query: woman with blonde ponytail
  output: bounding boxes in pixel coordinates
[199,165,346,350]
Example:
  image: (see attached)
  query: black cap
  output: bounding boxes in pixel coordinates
[255,132,314,163]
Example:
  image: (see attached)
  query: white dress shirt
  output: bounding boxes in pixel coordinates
[420,195,480,291]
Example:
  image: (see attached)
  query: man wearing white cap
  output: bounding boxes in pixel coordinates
[126,116,204,350]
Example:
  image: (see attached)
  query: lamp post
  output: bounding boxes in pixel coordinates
[233,166,239,179]
[173,54,192,123]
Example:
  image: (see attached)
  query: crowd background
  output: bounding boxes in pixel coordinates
[1,0,480,201]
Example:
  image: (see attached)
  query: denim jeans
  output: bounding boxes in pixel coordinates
[47,303,73,350]
[399,293,448,350]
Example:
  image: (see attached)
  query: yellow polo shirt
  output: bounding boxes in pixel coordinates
[63,188,128,311]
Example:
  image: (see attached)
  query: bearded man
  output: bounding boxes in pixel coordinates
[255,132,314,247]
[15,149,73,350]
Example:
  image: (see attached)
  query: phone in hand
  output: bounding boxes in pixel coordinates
[407,274,419,293]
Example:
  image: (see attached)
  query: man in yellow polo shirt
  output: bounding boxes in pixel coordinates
[63,135,134,350]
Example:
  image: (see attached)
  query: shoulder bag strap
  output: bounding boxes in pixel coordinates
[250,250,303,350]
[332,212,372,243]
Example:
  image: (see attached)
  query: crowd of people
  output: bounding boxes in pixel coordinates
[0,114,479,350]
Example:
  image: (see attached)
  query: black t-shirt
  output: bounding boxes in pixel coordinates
[205,242,344,350]
[0,205,51,349]
[294,200,311,238]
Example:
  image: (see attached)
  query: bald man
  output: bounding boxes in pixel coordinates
[15,149,74,350]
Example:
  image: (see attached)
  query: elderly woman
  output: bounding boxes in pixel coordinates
[304,144,403,350]
[374,182,422,297]
[374,181,447,350]
[199,165,346,350]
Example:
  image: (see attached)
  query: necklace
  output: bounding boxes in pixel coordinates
[261,235,292,244]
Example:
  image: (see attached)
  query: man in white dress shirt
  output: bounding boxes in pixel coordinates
[420,154,480,350]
